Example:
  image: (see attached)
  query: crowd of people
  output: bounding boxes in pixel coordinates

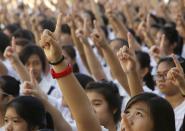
[0,0,185,131]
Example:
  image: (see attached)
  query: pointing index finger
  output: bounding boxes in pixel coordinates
[172,54,183,71]
[127,32,134,50]
[54,13,63,38]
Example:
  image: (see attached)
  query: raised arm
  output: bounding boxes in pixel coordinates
[39,14,101,131]
[91,21,130,94]
[67,14,90,73]
[22,70,72,131]
[167,55,185,96]
[3,37,30,81]
[117,33,143,97]
[76,18,106,80]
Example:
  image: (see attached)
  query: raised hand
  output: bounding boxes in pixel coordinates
[90,21,107,48]
[167,55,185,95]
[121,113,133,131]
[149,34,165,62]
[3,37,19,64]
[117,32,137,74]
[39,14,62,63]
[22,69,47,101]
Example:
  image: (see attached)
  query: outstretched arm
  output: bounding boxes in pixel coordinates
[39,14,101,131]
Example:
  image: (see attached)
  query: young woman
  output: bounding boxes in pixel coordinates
[85,81,122,131]
[0,75,20,130]
[156,56,185,130]
[121,92,175,131]
[19,44,61,98]
[4,96,46,131]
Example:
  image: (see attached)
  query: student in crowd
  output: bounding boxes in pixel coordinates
[121,92,176,131]
[0,75,20,130]
[4,96,46,131]
[85,81,122,131]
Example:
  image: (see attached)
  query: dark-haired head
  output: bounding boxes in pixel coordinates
[136,51,155,90]
[85,81,122,125]
[110,38,128,53]
[1,75,20,97]
[156,56,185,96]
[3,23,20,37]
[12,29,35,43]
[5,96,46,130]
[0,32,10,57]
[62,45,79,73]
[19,44,47,81]
[159,26,183,55]
[39,19,55,32]
[74,73,94,89]
[124,92,175,131]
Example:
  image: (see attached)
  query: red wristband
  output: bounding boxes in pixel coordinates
[51,64,73,79]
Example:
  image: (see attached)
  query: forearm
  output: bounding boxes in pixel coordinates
[52,62,101,131]
[82,40,106,80]
[127,70,143,97]
[90,0,104,26]
[102,45,130,94]
[44,100,72,131]
[71,28,90,72]
[12,59,30,82]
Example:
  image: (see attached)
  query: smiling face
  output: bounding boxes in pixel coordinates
[4,107,29,131]
[123,101,154,131]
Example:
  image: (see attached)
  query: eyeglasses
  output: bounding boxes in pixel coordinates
[154,70,169,81]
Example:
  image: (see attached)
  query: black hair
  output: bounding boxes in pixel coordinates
[39,19,55,32]
[128,28,142,44]
[85,81,122,124]
[135,51,155,90]
[74,73,94,89]
[0,32,10,54]
[4,23,20,35]
[61,24,71,35]
[12,29,35,42]
[110,38,128,47]
[125,92,175,131]
[157,56,185,73]
[101,25,108,39]
[1,75,20,97]
[160,26,183,55]
[83,10,96,23]
[19,44,47,72]
[62,45,79,73]
[14,38,33,47]
[5,96,46,130]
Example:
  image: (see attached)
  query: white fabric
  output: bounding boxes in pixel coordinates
[2,60,20,80]
[174,100,185,131]
[0,126,5,131]
[181,44,185,58]
[39,74,62,98]
[75,48,90,75]
[48,96,75,125]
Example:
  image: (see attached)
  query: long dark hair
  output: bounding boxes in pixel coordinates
[125,93,175,131]
[5,96,46,130]
[85,81,122,124]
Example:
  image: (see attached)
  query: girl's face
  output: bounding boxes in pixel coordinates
[123,101,154,131]
[156,61,179,96]
[25,54,42,82]
[4,107,29,131]
[86,91,115,127]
